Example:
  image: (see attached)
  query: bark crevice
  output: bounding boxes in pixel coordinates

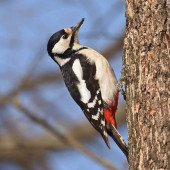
[124,0,169,169]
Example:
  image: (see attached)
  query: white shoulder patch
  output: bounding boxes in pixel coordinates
[72,59,91,104]
[77,47,118,104]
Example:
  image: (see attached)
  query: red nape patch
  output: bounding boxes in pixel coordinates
[104,90,119,129]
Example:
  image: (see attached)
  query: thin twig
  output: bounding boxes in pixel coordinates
[12,98,117,170]
[0,37,123,108]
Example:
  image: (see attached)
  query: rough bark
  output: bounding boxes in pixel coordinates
[123,0,169,169]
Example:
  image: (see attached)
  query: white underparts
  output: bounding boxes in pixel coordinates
[72,59,91,103]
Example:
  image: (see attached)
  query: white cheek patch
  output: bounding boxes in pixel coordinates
[52,35,71,54]
[54,56,70,67]
[72,59,91,104]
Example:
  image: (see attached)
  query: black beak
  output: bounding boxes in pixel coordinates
[71,18,84,43]
[71,18,84,33]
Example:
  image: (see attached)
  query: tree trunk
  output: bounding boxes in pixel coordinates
[123,0,169,169]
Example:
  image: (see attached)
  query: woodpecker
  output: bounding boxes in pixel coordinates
[47,18,128,158]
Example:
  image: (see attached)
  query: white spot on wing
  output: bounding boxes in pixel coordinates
[92,113,99,120]
[72,59,91,103]
[87,96,97,108]
[101,119,105,126]
[98,100,101,105]
[92,108,101,120]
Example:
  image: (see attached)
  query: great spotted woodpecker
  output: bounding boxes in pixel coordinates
[47,18,128,158]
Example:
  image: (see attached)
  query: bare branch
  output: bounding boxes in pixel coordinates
[0,36,123,108]
[12,98,117,170]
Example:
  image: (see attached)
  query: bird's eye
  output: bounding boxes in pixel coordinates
[62,34,68,39]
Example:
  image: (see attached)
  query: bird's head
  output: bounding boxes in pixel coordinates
[47,18,84,59]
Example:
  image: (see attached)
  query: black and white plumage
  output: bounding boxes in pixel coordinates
[47,18,128,158]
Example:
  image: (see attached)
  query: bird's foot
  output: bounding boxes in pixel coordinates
[117,77,126,100]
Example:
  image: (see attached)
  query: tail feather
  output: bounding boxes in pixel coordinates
[100,131,111,149]
[107,123,128,160]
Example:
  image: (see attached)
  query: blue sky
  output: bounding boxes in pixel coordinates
[0,0,128,170]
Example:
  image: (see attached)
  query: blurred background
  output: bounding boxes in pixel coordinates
[0,0,128,170]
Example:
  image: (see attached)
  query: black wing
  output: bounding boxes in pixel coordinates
[77,56,110,148]
[61,54,110,148]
